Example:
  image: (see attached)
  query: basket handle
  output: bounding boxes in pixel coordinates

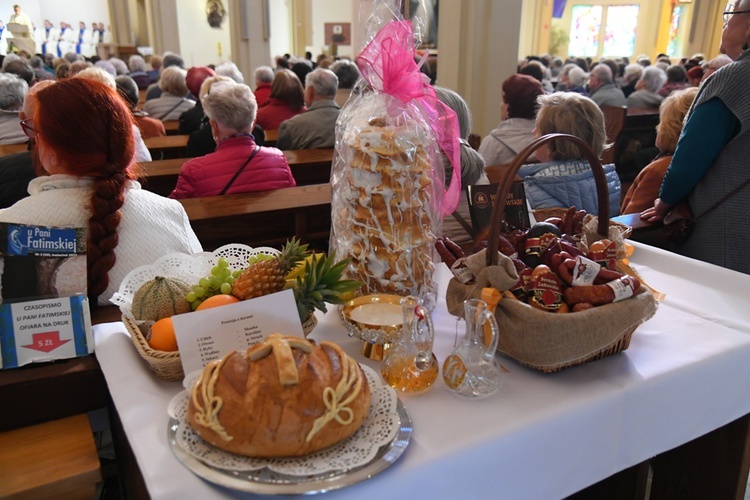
[486,133,610,266]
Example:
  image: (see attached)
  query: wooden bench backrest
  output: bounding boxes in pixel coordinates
[0,143,28,157]
[601,105,627,165]
[178,183,332,250]
[135,148,334,196]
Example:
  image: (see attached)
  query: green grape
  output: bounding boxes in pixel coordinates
[199,277,211,289]
[193,286,206,298]
[185,291,197,303]
[220,282,232,294]
[220,267,232,279]
[191,299,202,311]
[217,257,229,268]
[210,265,221,277]
[232,270,241,278]
[209,276,222,288]
[227,276,235,285]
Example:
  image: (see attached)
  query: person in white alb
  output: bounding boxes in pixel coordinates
[98,23,112,44]
[0,20,12,51]
[75,21,93,57]
[57,21,74,58]
[31,23,43,54]
[41,19,58,56]
[8,5,32,34]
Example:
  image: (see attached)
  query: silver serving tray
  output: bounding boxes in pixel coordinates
[168,399,412,495]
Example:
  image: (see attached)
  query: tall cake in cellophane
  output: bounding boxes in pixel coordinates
[331,13,462,306]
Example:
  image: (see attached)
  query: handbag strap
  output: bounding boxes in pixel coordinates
[220,146,260,195]
[693,176,750,221]
[155,97,188,120]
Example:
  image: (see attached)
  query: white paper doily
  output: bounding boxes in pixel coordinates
[168,365,399,476]
[110,244,280,317]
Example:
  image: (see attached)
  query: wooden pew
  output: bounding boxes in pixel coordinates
[162,120,180,135]
[264,129,278,147]
[179,183,332,251]
[144,134,189,159]
[136,148,334,196]
[601,105,627,165]
[0,414,102,499]
[0,143,28,156]
[615,107,661,182]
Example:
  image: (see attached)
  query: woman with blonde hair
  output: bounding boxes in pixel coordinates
[0,78,201,305]
[518,92,621,216]
[620,87,698,213]
[142,66,196,120]
[254,69,306,131]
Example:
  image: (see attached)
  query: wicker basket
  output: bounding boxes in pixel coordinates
[123,314,184,381]
[447,133,657,373]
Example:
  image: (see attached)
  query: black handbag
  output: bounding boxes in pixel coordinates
[662,201,694,245]
[663,176,750,245]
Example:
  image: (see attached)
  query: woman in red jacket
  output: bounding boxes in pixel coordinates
[254,69,306,131]
[169,80,295,199]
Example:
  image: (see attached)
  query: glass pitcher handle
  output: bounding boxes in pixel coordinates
[414,305,435,371]
[481,311,499,361]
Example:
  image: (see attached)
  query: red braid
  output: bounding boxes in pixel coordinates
[35,79,136,303]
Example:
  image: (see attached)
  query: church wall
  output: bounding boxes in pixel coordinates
[175,0,232,67]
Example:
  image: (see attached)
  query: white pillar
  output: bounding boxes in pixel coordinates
[438,0,522,137]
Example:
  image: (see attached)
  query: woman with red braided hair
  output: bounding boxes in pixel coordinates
[0,78,202,305]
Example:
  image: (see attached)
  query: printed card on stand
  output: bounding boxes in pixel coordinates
[172,289,304,375]
[0,223,92,369]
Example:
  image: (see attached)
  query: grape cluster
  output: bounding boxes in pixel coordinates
[185,257,238,310]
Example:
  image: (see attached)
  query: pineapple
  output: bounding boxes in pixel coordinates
[232,238,309,300]
[293,254,362,322]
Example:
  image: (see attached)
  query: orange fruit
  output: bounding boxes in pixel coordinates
[148,317,178,351]
[196,294,241,311]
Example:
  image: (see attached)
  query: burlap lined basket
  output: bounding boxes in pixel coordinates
[123,313,184,381]
[446,134,658,373]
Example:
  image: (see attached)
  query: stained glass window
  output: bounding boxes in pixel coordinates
[569,5,602,57]
[603,5,639,57]
[667,6,683,57]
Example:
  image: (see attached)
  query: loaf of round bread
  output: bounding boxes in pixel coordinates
[187,334,371,457]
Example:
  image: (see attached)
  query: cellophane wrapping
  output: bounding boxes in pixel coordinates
[331,4,461,306]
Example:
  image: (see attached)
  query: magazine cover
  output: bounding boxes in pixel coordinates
[467,180,532,233]
[0,223,92,368]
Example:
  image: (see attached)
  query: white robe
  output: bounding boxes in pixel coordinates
[57,27,74,57]
[33,27,44,54]
[0,25,12,53]
[42,26,58,56]
[75,27,94,57]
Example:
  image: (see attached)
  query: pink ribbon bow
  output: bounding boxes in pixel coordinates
[357,20,462,216]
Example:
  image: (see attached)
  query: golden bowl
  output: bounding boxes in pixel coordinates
[340,294,404,346]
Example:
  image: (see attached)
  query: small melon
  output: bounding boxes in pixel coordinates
[132,276,192,321]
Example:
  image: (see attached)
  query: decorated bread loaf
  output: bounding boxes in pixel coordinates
[187,334,371,457]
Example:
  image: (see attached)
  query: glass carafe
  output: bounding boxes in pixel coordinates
[442,298,501,397]
[381,296,439,393]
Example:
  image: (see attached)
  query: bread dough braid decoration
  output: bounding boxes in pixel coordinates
[247,333,312,385]
[306,341,364,442]
[191,355,234,441]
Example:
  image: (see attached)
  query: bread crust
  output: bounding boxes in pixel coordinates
[188,335,371,457]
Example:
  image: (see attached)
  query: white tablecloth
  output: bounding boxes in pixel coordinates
[94,242,750,499]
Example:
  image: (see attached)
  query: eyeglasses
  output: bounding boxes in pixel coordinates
[20,118,37,139]
[723,3,750,24]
